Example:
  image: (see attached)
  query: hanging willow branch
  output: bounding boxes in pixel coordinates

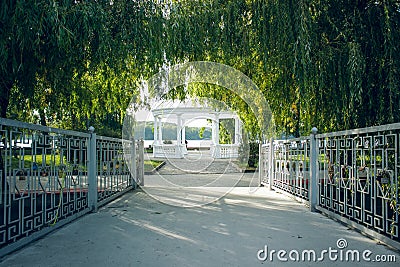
[3,0,400,136]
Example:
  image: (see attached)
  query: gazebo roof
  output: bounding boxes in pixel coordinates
[151,99,237,119]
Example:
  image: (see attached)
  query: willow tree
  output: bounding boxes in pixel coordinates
[1,0,169,133]
[2,0,400,137]
[0,0,112,123]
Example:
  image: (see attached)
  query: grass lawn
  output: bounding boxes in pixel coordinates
[9,154,65,169]
[144,160,164,172]
[9,155,164,174]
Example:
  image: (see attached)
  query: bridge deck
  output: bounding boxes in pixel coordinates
[0,184,398,266]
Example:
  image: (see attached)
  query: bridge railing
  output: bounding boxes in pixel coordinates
[260,123,400,248]
[0,118,144,256]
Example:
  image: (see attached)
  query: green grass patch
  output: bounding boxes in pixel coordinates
[144,160,164,172]
[9,154,66,169]
[236,160,258,170]
[9,155,164,174]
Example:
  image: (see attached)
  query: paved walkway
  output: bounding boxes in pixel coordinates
[1,187,399,267]
[149,151,241,175]
[0,154,399,266]
[144,152,259,207]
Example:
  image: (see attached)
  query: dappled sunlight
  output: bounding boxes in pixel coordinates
[222,198,302,212]
[202,223,231,236]
[142,186,239,207]
[118,216,198,245]
[142,169,259,207]
[139,184,309,213]
[108,186,305,244]
[143,187,221,207]
[2,178,399,267]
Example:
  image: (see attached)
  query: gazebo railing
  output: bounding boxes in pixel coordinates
[211,144,240,159]
[153,144,185,159]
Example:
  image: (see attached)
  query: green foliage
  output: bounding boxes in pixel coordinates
[238,141,259,168]
[3,0,400,139]
[219,118,234,144]
[165,0,400,136]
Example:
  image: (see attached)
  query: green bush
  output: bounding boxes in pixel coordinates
[238,141,259,168]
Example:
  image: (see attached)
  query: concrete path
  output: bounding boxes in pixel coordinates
[147,151,241,175]
[0,186,398,267]
[144,153,259,207]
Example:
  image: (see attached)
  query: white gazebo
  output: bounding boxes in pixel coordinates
[152,99,242,159]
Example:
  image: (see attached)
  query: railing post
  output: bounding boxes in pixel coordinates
[268,138,274,191]
[138,139,144,186]
[309,127,318,212]
[88,126,98,212]
[131,139,137,189]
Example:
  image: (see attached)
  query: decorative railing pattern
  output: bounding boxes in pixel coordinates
[0,118,143,255]
[317,125,399,242]
[272,138,310,201]
[96,136,133,204]
[260,123,400,245]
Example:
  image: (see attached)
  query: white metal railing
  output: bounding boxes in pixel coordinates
[153,144,185,158]
[260,138,311,202]
[153,143,239,159]
[260,123,400,247]
[0,118,144,256]
[211,144,240,159]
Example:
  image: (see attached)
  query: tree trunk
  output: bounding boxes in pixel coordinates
[0,79,12,118]
[0,79,12,202]
[39,109,47,126]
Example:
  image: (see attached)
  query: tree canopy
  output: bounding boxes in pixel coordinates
[2,0,400,138]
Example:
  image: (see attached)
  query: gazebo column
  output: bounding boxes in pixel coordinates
[153,116,162,158]
[181,119,186,145]
[232,116,241,158]
[182,119,187,154]
[158,116,163,144]
[154,116,159,145]
[176,114,182,145]
[212,114,220,158]
[176,114,183,158]
[212,114,219,145]
[234,116,241,145]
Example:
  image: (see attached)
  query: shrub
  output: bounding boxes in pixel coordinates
[239,141,259,168]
